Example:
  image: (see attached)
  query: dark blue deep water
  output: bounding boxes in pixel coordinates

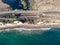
[0,28,60,45]
[2,0,30,10]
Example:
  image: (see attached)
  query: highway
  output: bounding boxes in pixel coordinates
[0,10,60,29]
[0,10,60,15]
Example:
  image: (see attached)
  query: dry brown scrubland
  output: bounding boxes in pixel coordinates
[30,0,60,11]
[0,0,10,11]
[29,0,60,23]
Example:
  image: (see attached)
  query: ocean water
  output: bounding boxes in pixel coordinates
[2,0,30,10]
[0,28,60,45]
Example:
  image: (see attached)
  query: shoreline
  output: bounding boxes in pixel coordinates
[0,23,60,30]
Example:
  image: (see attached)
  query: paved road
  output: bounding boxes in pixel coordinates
[0,18,16,20]
[0,10,39,15]
[0,10,60,15]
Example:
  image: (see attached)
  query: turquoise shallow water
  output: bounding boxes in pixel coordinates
[0,28,60,45]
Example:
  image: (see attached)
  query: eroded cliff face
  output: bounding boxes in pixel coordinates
[30,0,60,11]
